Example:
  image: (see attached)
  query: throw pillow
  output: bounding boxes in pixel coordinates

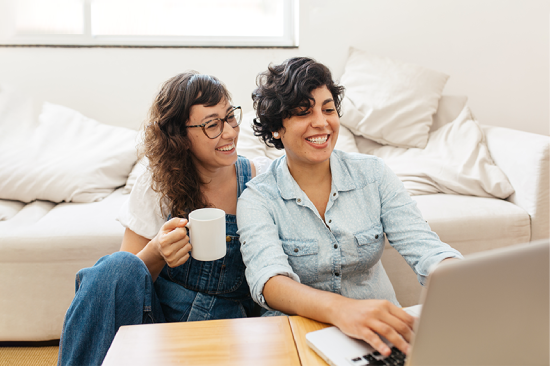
[340,47,449,149]
[0,102,138,203]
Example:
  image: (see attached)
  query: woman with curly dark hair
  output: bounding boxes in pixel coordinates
[58,72,271,366]
[237,57,462,358]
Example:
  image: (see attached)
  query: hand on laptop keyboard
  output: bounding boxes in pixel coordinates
[331,298,415,357]
[348,347,407,366]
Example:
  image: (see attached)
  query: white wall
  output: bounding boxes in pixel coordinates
[0,0,548,135]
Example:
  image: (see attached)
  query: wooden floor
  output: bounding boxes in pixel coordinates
[0,342,59,366]
[0,347,59,366]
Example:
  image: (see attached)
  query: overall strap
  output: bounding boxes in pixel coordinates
[235,156,252,198]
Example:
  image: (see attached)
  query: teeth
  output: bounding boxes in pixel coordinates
[216,142,235,151]
[306,136,328,144]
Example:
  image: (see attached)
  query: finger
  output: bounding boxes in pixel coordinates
[160,235,190,261]
[388,305,416,330]
[162,217,188,233]
[165,243,192,267]
[359,328,392,357]
[168,245,192,267]
[377,309,414,343]
[370,320,410,355]
[160,227,189,248]
[165,239,192,260]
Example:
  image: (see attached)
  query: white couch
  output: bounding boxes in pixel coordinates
[0,93,548,342]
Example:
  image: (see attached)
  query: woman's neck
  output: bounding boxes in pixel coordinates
[196,163,238,215]
[287,158,332,190]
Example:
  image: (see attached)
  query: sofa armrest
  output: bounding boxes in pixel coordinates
[482,125,549,240]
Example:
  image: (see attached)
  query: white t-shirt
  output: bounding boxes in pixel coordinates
[116,156,272,239]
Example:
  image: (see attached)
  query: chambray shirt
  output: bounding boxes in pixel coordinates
[237,150,463,310]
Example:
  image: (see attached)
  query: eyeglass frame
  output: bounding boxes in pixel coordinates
[186,106,242,139]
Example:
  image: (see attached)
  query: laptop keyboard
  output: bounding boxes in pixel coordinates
[347,347,406,366]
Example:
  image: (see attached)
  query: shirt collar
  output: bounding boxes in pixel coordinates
[275,152,356,200]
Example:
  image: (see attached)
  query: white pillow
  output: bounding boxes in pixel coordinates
[355,105,514,199]
[236,111,359,160]
[0,102,138,203]
[340,47,449,149]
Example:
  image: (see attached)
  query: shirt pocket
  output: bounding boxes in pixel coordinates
[281,239,319,285]
[353,224,385,269]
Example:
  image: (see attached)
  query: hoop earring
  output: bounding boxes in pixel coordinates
[273,131,279,138]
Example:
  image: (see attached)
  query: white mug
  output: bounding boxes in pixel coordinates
[186,208,226,261]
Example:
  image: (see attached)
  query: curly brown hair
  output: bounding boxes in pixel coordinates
[139,72,231,219]
[252,57,345,149]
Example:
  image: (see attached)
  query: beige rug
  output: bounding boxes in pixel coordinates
[0,347,59,366]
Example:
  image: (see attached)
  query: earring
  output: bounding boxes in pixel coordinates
[273,131,279,138]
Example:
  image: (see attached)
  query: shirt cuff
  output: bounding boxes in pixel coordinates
[416,249,464,286]
[251,266,301,311]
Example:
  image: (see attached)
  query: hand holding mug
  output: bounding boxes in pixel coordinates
[153,217,193,268]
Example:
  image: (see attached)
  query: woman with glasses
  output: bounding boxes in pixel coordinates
[58,72,271,366]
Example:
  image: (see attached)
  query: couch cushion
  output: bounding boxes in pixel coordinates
[0,188,128,262]
[0,199,25,221]
[412,194,531,248]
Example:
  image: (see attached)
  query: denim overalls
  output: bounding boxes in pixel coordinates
[154,156,255,321]
[58,157,255,366]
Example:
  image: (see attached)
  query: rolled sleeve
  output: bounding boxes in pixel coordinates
[415,247,464,285]
[237,183,300,310]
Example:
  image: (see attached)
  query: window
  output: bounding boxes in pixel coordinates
[0,0,298,47]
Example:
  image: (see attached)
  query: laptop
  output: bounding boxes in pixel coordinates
[306,240,549,366]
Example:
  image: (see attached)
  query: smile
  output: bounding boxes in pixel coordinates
[306,135,329,144]
[216,142,235,151]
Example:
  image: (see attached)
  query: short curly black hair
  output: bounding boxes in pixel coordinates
[251,57,345,149]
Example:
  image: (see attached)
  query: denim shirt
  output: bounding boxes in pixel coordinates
[237,150,463,310]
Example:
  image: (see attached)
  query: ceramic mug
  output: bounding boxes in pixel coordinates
[186,208,226,261]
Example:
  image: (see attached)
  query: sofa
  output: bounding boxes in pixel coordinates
[1,53,548,342]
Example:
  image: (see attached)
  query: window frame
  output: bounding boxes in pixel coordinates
[0,0,299,48]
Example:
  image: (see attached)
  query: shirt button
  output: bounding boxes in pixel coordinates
[297,198,302,203]
[226,236,231,242]
[335,272,340,276]
[333,193,336,197]
[334,244,338,249]
[328,219,332,223]
[375,234,379,239]
[242,241,246,245]
[294,248,299,253]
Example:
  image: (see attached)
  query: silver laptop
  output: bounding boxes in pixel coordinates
[306,240,549,366]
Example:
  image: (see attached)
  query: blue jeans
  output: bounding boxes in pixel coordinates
[58,250,257,364]
[57,252,164,365]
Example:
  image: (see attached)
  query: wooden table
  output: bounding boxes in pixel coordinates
[102,316,332,366]
[289,316,331,366]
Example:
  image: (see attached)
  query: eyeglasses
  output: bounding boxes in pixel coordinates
[187,106,242,139]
